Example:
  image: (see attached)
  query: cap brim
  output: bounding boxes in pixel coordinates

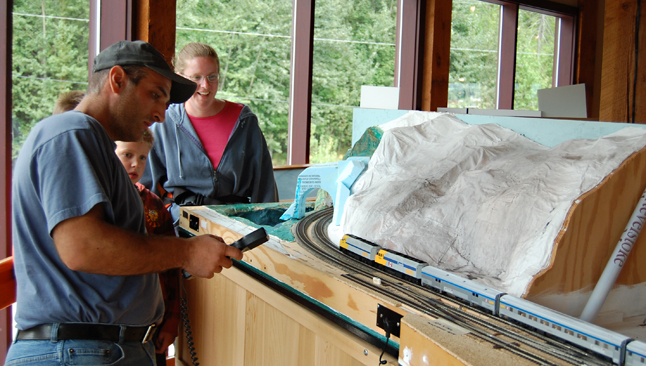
[148,66,197,104]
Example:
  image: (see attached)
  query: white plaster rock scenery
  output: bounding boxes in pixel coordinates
[341,112,646,298]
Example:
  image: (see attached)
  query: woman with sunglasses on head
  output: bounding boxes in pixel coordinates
[142,42,278,224]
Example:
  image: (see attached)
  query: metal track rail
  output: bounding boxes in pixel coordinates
[294,208,611,366]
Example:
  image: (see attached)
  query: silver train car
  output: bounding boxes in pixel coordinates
[339,233,643,365]
[499,295,631,364]
[626,340,646,366]
[420,266,503,314]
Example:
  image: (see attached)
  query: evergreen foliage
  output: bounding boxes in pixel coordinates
[176,0,396,165]
[12,0,89,160]
[514,9,555,110]
[449,0,499,109]
[10,0,558,165]
[449,0,556,110]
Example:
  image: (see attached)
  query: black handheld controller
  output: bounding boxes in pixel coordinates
[183,228,269,279]
[229,227,269,253]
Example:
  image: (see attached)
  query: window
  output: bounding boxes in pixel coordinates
[176,0,293,165]
[176,0,397,165]
[12,0,90,158]
[449,0,576,111]
[449,0,499,109]
[310,0,396,163]
[514,9,556,110]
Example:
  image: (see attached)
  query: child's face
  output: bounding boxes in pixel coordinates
[115,141,152,184]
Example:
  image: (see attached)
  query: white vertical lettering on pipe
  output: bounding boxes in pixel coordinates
[580,188,646,322]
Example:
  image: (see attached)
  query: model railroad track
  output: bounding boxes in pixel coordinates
[293,207,611,366]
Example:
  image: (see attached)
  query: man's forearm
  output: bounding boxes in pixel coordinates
[52,205,190,275]
[53,204,242,278]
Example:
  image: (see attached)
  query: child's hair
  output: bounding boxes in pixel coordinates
[53,90,85,115]
[142,128,155,147]
[115,129,154,149]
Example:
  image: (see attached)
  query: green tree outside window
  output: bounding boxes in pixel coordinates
[12,0,89,160]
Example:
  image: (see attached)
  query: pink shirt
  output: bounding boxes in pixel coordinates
[188,101,244,169]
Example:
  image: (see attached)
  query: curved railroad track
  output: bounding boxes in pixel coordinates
[293,207,611,366]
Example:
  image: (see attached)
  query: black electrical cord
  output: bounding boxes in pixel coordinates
[378,319,392,365]
[633,0,642,123]
[180,277,200,366]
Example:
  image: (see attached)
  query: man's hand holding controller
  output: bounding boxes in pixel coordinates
[182,228,269,279]
[182,234,242,279]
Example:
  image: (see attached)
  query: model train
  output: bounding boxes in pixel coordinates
[339,234,646,366]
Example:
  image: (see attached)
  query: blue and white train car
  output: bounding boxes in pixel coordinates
[375,248,426,284]
[339,234,380,263]
[499,295,631,364]
[420,266,504,314]
[626,340,646,366]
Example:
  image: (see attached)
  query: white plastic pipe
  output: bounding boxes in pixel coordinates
[580,188,646,322]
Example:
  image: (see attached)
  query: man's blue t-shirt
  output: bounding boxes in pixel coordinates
[12,111,164,329]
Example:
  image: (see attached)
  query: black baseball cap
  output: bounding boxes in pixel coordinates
[93,40,196,104]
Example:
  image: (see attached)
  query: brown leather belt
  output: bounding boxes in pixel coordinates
[16,323,156,344]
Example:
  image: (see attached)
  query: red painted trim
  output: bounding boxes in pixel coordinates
[100,0,132,50]
[555,15,575,87]
[89,0,98,76]
[0,0,12,362]
[484,0,577,16]
[497,3,518,109]
[287,0,314,165]
[398,0,425,110]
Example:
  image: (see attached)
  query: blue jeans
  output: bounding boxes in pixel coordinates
[4,339,156,365]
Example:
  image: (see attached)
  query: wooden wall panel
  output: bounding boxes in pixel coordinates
[177,208,403,336]
[575,0,601,119]
[599,0,646,123]
[399,314,536,366]
[133,0,176,64]
[526,148,646,296]
[421,0,452,111]
[176,267,398,366]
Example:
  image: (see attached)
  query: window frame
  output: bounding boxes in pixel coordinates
[289,0,413,164]
[482,0,578,109]
[1,0,12,362]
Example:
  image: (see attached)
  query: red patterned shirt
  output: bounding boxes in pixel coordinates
[135,182,180,339]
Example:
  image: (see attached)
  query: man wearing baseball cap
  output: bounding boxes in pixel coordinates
[6,40,243,365]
